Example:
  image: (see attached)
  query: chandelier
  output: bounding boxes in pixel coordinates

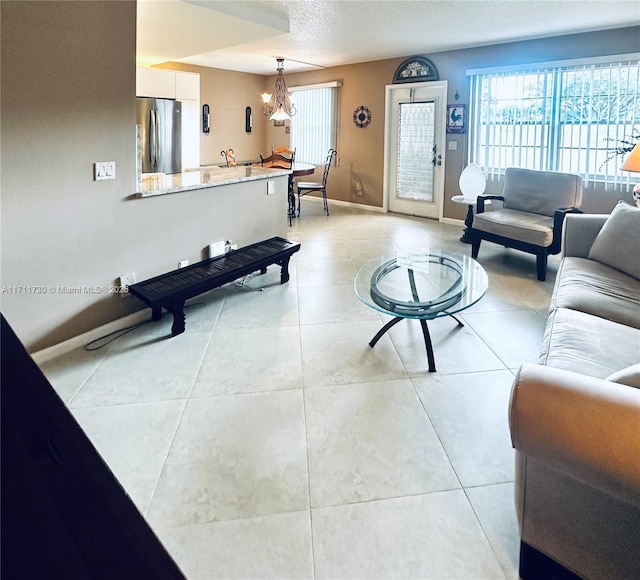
[261,58,296,121]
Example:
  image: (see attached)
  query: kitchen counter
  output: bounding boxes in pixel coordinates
[138,166,291,198]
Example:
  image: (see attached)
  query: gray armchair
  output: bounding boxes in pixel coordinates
[470,168,583,281]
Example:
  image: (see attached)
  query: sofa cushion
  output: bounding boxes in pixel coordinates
[472,209,554,247]
[550,257,640,329]
[606,364,640,389]
[588,201,640,280]
[540,307,640,379]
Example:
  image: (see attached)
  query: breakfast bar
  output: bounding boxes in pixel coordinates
[138,165,291,198]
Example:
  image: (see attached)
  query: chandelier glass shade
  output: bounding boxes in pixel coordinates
[262,58,296,121]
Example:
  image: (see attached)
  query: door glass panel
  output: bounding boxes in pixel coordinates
[396,101,435,202]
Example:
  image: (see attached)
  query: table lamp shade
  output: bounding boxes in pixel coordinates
[620,142,640,173]
[459,163,486,201]
[620,141,640,207]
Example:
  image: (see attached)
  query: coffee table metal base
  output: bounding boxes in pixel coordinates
[368,314,464,372]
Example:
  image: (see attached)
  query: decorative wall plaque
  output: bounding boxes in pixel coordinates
[353,105,372,128]
[393,56,439,84]
[447,104,466,133]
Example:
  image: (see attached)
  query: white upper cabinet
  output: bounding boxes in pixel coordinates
[136,68,200,101]
[136,67,176,99]
[175,72,200,101]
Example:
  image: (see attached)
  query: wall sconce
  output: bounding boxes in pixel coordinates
[261,58,296,121]
[245,107,252,133]
[202,104,210,134]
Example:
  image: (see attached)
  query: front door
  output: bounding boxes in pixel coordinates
[384,81,447,219]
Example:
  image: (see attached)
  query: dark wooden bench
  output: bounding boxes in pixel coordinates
[128,236,300,336]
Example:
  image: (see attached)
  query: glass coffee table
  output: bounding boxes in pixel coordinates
[354,249,488,372]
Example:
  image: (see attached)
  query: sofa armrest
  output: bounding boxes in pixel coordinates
[561,213,608,258]
[510,363,640,507]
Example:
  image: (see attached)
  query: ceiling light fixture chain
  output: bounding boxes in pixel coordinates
[261,58,296,121]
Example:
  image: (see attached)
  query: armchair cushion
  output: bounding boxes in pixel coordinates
[472,208,554,247]
[588,201,640,280]
[502,167,583,216]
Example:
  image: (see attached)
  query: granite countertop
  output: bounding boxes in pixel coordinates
[138,166,290,198]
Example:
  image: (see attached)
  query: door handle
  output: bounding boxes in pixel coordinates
[150,110,157,170]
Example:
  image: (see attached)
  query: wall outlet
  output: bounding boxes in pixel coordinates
[94,161,115,181]
[267,180,275,195]
[118,272,135,298]
[178,260,189,268]
[208,241,226,258]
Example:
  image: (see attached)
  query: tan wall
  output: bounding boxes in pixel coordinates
[2,2,637,351]
[155,62,270,165]
[274,60,400,208]
[1,1,286,351]
[264,27,639,218]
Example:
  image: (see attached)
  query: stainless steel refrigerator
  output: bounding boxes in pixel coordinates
[136,97,182,174]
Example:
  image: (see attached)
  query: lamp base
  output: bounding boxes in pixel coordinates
[633,183,640,208]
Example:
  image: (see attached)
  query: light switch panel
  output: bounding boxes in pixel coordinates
[94,161,116,181]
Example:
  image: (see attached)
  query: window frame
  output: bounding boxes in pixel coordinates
[288,81,341,165]
[467,53,640,189]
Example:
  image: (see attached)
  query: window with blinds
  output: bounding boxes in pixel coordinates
[468,56,640,188]
[290,82,340,165]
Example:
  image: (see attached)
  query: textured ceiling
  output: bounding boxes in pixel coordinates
[137,0,640,74]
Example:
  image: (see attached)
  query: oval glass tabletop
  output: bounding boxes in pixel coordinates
[354,249,488,320]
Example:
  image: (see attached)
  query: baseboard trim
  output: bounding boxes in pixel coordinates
[303,196,386,213]
[31,309,151,365]
[306,196,465,222]
[441,217,465,227]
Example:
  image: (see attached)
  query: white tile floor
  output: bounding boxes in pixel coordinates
[39,200,558,579]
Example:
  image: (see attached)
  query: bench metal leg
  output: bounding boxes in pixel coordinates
[279,256,292,284]
[169,300,186,336]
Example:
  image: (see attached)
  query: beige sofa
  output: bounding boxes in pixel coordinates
[509,204,640,579]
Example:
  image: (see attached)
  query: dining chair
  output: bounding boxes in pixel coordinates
[260,150,296,225]
[297,148,337,216]
[273,146,296,162]
[470,167,583,281]
[259,151,293,170]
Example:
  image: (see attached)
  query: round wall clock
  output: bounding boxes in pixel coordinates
[353,105,372,128]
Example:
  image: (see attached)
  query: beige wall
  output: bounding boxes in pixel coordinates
[1,1,637,351]
[1,1,286,351]
[163,27,639,217]
[155,62,270,165]
[275,27,639,219]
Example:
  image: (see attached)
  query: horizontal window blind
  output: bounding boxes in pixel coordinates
[468,57,640,189]
[290,85,339,165]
